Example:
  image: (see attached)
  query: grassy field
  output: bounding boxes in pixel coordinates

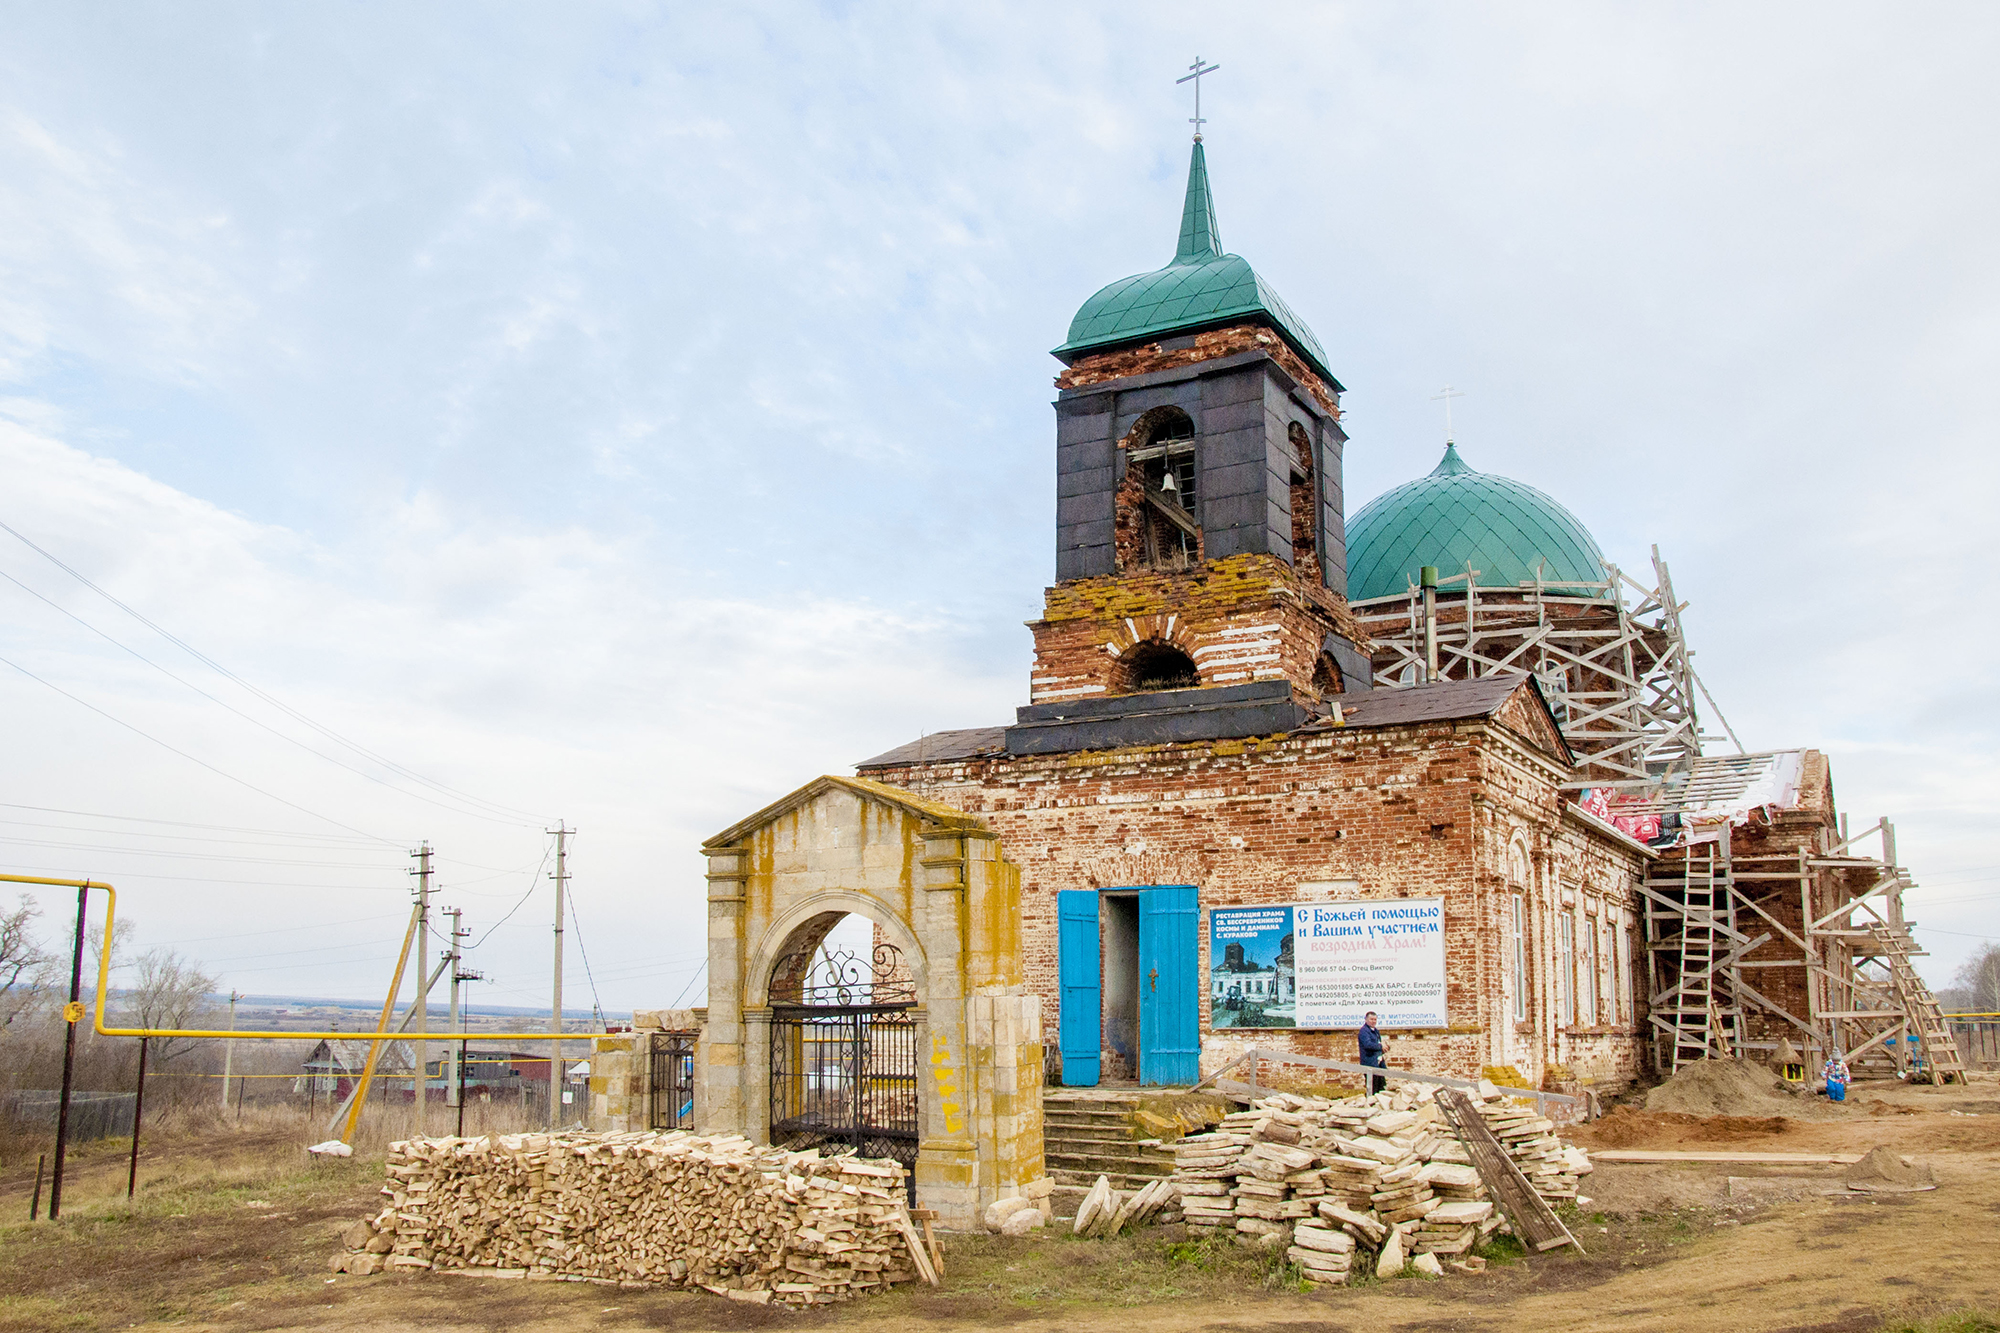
[1,1080,1997,1332]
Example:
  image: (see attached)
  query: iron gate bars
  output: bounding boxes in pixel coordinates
[648,1032,696,1131]
[769,1004,918,1204]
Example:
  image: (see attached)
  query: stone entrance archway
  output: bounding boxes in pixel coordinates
[698,775,1045,1228]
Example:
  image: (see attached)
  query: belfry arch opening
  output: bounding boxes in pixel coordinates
[1288,421,1319,581]
[1117,639,1200,693]
[1117,406,1201,572]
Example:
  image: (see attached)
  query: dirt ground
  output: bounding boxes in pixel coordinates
[2,1077,1996,1333]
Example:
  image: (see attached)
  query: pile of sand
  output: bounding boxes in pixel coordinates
[1576,1107,1791,1149]
[1843,1145,1936,1193]
[1643,1059,1811,1117]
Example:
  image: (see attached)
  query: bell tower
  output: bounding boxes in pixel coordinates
[1007,142,1372,757]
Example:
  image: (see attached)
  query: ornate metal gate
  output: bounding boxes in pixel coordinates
[769,941,918,1203]
[648,1032,696,1130]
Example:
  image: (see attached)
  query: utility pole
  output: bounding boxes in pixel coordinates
[48,883,88,1221]
[447,908,483,1138]
[221,990,240,1112]
[412,841,433,1139]
[550,822,570,1130]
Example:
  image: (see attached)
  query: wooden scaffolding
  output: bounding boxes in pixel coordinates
[1349,546,1737,786]
[1633,803,1964,1084]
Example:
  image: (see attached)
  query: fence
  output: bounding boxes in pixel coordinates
[1948,1017,2000,1070]
[5,1091,137,1142]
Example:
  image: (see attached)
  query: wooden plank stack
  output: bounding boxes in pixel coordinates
[333,1130,931,1307]
[1165,1082,1582,1284]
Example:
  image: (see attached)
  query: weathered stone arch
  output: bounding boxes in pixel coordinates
[748,895,930,1010]
[695,774,1043,1228]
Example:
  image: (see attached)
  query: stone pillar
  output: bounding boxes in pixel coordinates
[702,847,749,1137]
[915,825,978,1225]
[590,1034,639,1131]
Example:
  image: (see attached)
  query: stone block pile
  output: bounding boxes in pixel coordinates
[1166,1081,1588,1285]
[331,1130,934,1307]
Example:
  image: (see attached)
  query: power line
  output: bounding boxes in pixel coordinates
[567,883,606,1030]
[152,912,408,948]
[467,846,553,951]
[0,518,550,827]
[0,802,381,842]
[0,563,539,829]
[669,959,708,1009]
[0,651,398,844]
[0,835,397,869]
[0,864,406,890]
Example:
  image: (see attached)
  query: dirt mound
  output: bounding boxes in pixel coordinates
[1843,1145,1935,1193]
[1643,1058,1809,1117]
[1577,1107,1792,1149]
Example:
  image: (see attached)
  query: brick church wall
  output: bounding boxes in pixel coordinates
[869,712,1650,1092]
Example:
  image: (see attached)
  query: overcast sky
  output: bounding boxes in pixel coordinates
[1,3,1994,1013]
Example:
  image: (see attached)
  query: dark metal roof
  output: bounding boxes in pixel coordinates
[853,676,1565,770]
[1325,674,1526,727]
[855,726,1009,770]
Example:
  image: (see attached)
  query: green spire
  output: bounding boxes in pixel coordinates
[1432,442,1470,475]
[1174,141,1222,263]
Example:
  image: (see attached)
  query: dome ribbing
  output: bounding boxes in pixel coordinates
[1053,142,1336,385]
[1346,444,1607,602]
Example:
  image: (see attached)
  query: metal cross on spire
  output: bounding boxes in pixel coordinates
[1178,57,1221,142]
[1431,385,1465,442]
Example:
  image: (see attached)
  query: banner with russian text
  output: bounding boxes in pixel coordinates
[1209,898,1446,1030]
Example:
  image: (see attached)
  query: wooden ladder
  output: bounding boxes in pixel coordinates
[1871,926,1968,1085]
[1435,1089,1580,1253]
[1648,846,1733,1071]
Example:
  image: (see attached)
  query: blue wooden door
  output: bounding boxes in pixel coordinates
[1139,886,1201,1085]
[1057,890,1101,1087]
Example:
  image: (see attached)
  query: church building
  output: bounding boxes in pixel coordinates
[613,128,1947,1225]
[851,139,1657,1094]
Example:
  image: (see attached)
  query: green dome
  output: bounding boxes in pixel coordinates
[1346,444,1607,602]
[1053,142,1338,386]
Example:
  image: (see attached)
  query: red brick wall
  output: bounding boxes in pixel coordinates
[868,713,1649,1091]
[1056,323,1341,417]
[1028,554,1370,704]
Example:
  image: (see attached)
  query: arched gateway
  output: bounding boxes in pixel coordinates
[697,775,1045,1229]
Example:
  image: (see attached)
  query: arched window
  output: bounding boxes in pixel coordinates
[1287,421,1319,582]
[1116,639,1200,693]
[1116,407,1200,572]
[1311,652,1345,697]
[1507,837,1531,1024]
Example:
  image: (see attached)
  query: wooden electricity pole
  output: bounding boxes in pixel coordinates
[550,823,570,1131]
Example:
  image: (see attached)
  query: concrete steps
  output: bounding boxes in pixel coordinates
[1041,1090,1185,1190]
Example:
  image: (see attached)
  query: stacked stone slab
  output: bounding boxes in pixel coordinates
[334,1130,930,1307]
[1476,1100,1591,1202]
[1166,1082,1581,1285]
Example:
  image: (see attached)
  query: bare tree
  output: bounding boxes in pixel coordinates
[1952,943,2000,1014]
[123,948,220,1066]
[0,896,55,1028]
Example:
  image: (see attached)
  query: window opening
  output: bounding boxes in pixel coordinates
[1557,910,1575,1028]
[1616,916,1633,1025]
[1120,410,1200,572]
[1510,893,1527,1023]
[1118,639,1200,693]
[1581,913,1598,1025]
[1287,421,1318,581]
[1311,652,1344,696]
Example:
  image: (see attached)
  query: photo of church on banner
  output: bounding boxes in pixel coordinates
[1208,900,1446,1030]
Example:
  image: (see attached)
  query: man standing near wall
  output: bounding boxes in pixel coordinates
[1358,1011,1386,1094]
